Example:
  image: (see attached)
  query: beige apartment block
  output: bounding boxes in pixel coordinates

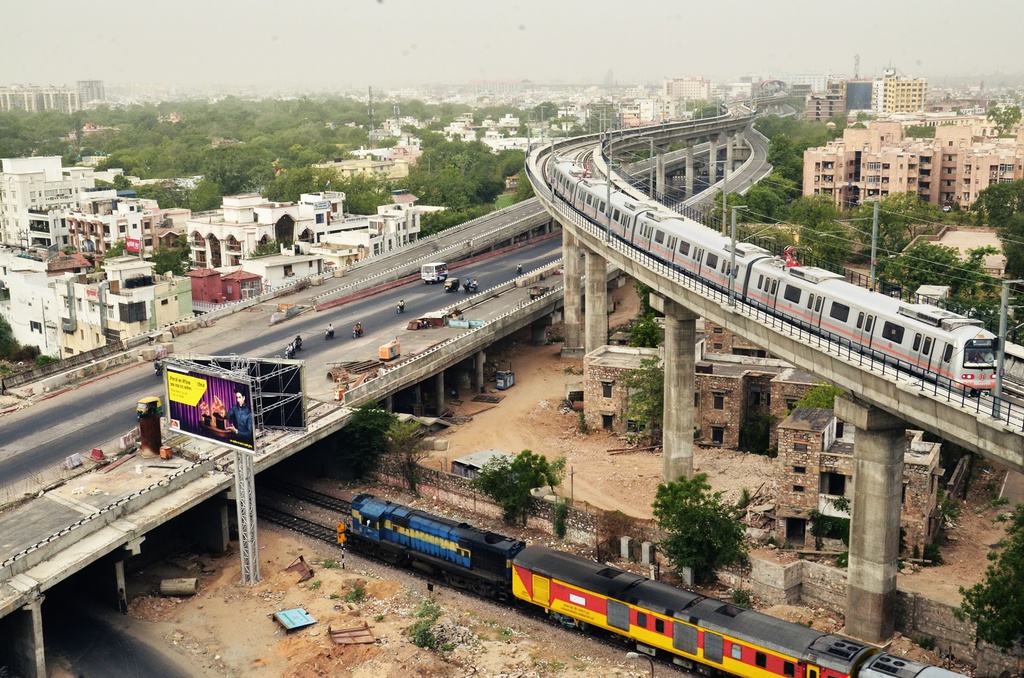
[804,121,1024,209]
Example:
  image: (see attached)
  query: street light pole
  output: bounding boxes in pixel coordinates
[729,206,742,307]
[648,137,654,199]
[994,279,1023,417]
[606,130,613,243]
[626,651,654,677]
[869,199,880,291]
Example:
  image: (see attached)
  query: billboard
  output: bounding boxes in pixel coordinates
[166,367,255,452]
[189,357,306,431]
[126,237,141,253]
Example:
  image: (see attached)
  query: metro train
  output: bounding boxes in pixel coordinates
[550,160,999,394]
[346,495,967,678]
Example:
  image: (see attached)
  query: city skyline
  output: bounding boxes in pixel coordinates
[4,1,1024,92]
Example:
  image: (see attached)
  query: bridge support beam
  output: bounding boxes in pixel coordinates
[195,500,229,553]
[652,294,698,481]
[685,143,694,199]
[726,132,735,174]
[562,229,584,357]
[435,372,446,416]
[474,351,486,392]
[707,135,718,187]
[584,247,608,355]
[655,153,666,201]
[0,595,45,678]
[836,395,905,644]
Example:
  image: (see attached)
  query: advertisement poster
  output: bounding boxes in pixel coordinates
[126,237,141,253]
[166,368,255,452]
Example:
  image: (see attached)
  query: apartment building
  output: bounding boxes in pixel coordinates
[65,189,167,255]
[663,77,712,102]
[0,157,96,248]
[805,90,846,122]
[871,69,928,114]
[0,85,81,113]
[803,121,1024,209]
[55,257,193,357]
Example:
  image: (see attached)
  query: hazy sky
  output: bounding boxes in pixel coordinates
[5,1,1023,91]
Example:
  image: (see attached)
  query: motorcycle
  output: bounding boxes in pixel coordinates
[325,327,335,340]
[154,360,163,376]
[284,343,295,359]
[397,301,405,314]
[352,325,364,339]
[293,336,303,351]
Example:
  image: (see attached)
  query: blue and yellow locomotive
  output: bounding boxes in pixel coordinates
[348,493,525,599]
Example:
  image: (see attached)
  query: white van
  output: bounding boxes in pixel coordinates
[420,262,448,283]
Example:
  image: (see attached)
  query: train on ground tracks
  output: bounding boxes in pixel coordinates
[346,494,967,678]
[549,159,998,395]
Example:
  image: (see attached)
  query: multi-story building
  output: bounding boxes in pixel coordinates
[77,80,105,106]
[0,85,81,113]
[806,89,846,122]
[803,121,1024,209]
[0,248,91,355]
[780,73,830,93]
[662,77,712,104]
[65,189,167,255]
[0,157,96,248]
[872,69,928,114]
[775,407,940,555]
[55,257,193,357]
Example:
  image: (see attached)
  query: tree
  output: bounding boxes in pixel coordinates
[104,240,128,258]
[792,383,844,411]
[629,315,661,348]
[150,234,191,276]
[620,357,665,440]
[387,418,430,494]
[190,178,223,212]
[958,506,1024,649]
[473,450,565,525]
[973,180,1024,225]
[0,313,17,359]
[987,104,1022,136]
[652,473,747,583]
[998,212,1024,278]
[342,405,396,477]
[852,193,941,255]
[788,195,849,264]
[875,240,995,298]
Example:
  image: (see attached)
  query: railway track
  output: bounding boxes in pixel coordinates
[253,481,693,675]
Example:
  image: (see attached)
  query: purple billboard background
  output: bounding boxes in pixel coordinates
[166,369,255,452]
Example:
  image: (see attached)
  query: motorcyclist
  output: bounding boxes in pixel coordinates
[517,263,523,274]
[326,323,334,339]
[294,335,302,351]
[353,321,363,337]
[398,299,405,313]
[472,278,478,289]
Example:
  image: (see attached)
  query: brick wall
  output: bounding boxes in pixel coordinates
[704,321,769,357]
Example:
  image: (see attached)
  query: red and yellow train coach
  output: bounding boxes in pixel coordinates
[513,547,877,678]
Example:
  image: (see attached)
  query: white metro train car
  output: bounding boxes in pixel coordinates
[551,160,998,393]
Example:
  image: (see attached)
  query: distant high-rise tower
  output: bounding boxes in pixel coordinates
[77,80,105,106]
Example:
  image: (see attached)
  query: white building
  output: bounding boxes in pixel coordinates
[65,190,167,255]
[55,256,193,357]
[0,157,96,248]
[314,190,427,259]
[237,251,324,290]
[662,77,712,102]
[0,249,90,356]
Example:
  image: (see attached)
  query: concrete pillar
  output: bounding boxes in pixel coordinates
[413,383,422,405]
[562,229,584,357]
[530,320,547,345]
[641,541,654,566]
[194,500,230,553]
[115,559,129,614]
[384,394,393,412]
[0,596,46,678]
[620,536,632,560]
[456,368,472,391]
[655,153,666,201]
[726,132,735,173]
[685,142,694,199]
[657,295,698,481]
[584,248,608,354]
[474,350,486,392]
[836,395,905,644]
[707,135,718,187]
[435,372,446,415]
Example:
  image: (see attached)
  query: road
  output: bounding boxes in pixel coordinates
[0,237,562,494]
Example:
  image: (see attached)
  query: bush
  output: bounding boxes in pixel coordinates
[553,499,569,539]
[923,543,943,565]
[407,597,444,649]
[343,584,366,603]
[728,589,752,609]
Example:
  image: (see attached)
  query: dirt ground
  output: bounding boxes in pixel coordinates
[50,280,1011,676]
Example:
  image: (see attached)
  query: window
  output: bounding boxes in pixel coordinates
[654,230,664,244]
[815,297,823,312]
[30,320,42,333]
[784,285,801,303]
[913,333,922,351]
[865,315,874,333]
[794,443,808,452]
[602,381,613,398]
[713,392,725,409]
[807,293,815,309]
[943,344,954,362]
[602,414,613,430]
[784,662,795,678]
[706,253,718,269]
[731,643,743,660]
[794,466,806,474]
[749,386,762,407]
[694,392,700,407]
[881,321,905,343]
[793,485,805,493]
[770,280,778,294]
[711,427,725,444]
[923,337,932,355]
[830,302,850,323]
[679,241,690,256]
[655,619,665,633]
[755,652,767,668]
[612,208,621,222]
[856,312,864,329]
[704,633,723,663]
[713,327,723,334]
[636,612,647,628]
[757,274,764,289]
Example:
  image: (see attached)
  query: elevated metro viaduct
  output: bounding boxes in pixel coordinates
[528,129,1024,646]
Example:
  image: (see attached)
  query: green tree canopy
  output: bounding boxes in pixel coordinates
[387,418,429,494]
[851,193,941,255]
[958,505,1024,649]
[987,104,1022,136]
[629,315,661,348]
[150,234,191,276]
[792,383,844,411]
[973,180,1024,225]
[652,473,747,583]
[342,404,396,477]
[473,450,565,525]
[875,240,995,298]
[620,356,665,440]
[788,195,848,264]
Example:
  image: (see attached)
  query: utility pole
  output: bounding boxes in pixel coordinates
[720,150,729,235]
[994,279,1023,418]
[869,199,880,290]
[729,206,741,306]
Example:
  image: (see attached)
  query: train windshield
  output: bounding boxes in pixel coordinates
[963,338,997,367]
